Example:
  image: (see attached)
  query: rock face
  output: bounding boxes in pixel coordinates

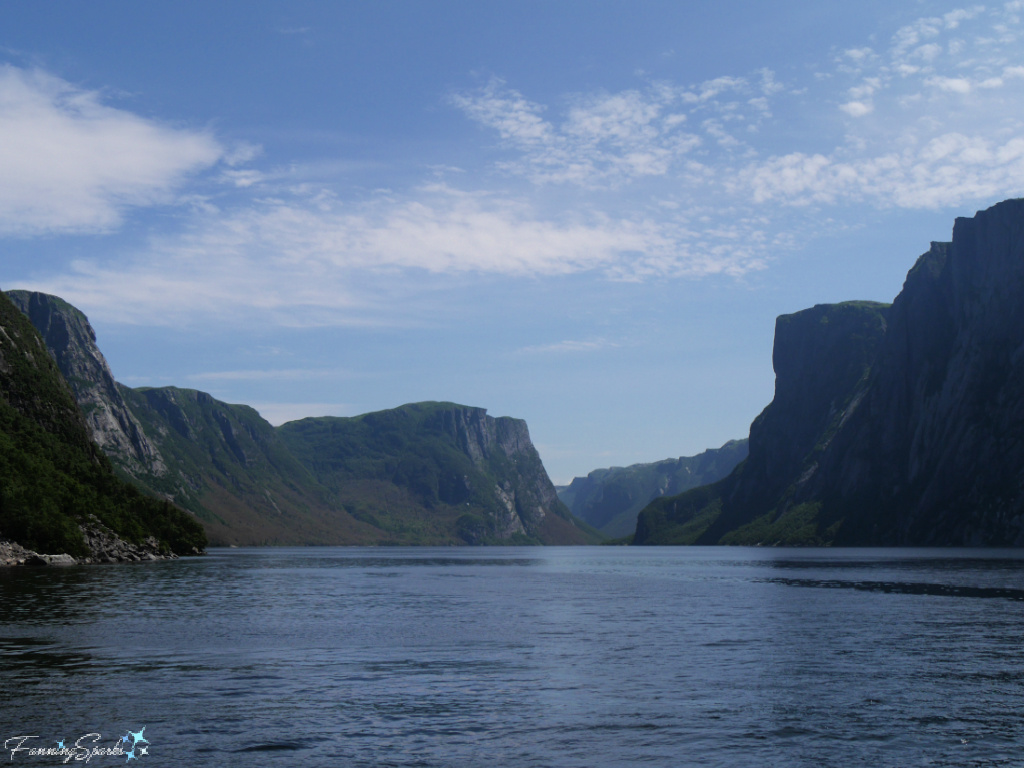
[10,292,589,545]
[0,290,206,561]
[635,199,1024,546]
[558,440,748,538]
[278,403,594,545]
[6,291,165,479]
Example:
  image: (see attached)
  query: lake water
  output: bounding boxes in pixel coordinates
[2,547,1024,767]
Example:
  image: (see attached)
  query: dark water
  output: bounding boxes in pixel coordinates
[3,547,1024,767]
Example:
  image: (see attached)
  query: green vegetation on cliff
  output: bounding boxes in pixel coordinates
[6,290,592,547]
[0,292,206,556]
[116,385,349,546]
[278,402,596,545]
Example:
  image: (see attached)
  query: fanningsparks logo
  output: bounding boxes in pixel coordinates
[4,727,150,763]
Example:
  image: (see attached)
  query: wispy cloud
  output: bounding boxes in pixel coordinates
[22,184,770,325]
[515,338,621,355]
[185,368,353,382]
[0,66,222,235]
[453,5,1024,213]
[451,74,772,187]
[736,4,1024,210]
[9,4,1024,329]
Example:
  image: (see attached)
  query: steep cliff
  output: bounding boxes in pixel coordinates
[8,291,381,545]
[278,402,595,544]
[0,290,205,560]
[635,199,1024,546]
[10,292,587,545]
[558,439,748,538]
[6,291,165,479]
[801,201,1024,545]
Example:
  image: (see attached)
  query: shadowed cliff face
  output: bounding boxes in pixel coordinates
[808,201,1024,545]
[636,198,1024,547]
[558,440,749,538]
[738,302,889,510]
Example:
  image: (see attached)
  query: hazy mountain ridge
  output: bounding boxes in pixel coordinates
[0,290,206,560]
[10,292,591,545]
[635,199,1024,546]
[558,439,748,538]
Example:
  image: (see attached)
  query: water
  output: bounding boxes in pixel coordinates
[3,547,1024,767]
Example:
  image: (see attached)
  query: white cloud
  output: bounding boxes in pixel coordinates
[943,6,986,29]
[452,76,769,187]
[516,338,620,355]
[840,100,874,117]
[926,75,973,93]
[844,47,875,62]
[0,66,222,235]
[224,142,263,166]
[186,368,350,382]
[12,3,1024,333]
[220,169,265,188]
[738,132,1024,210]
[21,184,770,326]
[914,42,945,61]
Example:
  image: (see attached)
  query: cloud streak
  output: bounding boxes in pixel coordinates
[24,184,769,325]
[0,66,222,235]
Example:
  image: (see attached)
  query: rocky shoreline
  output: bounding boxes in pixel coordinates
[0,516,198,567]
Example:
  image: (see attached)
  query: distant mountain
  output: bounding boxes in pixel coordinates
[635,199,1024,546]
[279,404,595,544]
[10,291,593,546]
[557,440,748,538]
[0,291,205,560]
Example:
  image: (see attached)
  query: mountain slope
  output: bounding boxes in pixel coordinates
[116,385,364,546]
[558,439,748,538]
[278,402,596,544]
[9,291,589,545]
[0,291,205,559]
[635,199,1024,546]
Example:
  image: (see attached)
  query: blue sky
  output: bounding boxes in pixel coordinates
[3,2,1024,483]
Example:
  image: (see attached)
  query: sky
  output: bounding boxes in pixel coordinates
[3,1,1024,484]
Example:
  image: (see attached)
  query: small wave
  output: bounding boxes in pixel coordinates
[766,577,1024,599]
[234,741,309,752]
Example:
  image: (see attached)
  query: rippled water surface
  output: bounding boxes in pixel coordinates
[3,547,1024,767]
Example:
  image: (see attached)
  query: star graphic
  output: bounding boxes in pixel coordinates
[122,734,131,745]
[56,740,65,749]
[129,727,149,746]
[139,747,148,756]
[125,748,136,762]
